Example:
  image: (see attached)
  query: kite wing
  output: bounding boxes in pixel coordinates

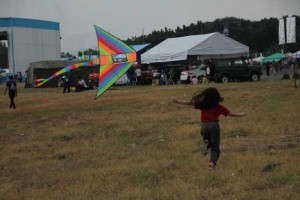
[96,62,135,97]
[94,25,137,98]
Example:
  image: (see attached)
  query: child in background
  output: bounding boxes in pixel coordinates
[191,75,198,84]
[75,76,88,92]
[172,87,246,169]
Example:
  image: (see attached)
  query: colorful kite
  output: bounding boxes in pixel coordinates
[94,25,136,98]
[35,25,137,98]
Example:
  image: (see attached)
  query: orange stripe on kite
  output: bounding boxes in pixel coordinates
[126,52,137,62]
[100,55,113,65]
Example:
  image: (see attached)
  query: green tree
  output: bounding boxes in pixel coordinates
[124,16,300,56]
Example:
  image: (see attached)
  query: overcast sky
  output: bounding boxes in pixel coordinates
[0,0,299,55]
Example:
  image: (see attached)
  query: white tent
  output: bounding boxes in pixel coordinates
[141,32,249,64]
[251,56,264,63]
[291,51,300,58]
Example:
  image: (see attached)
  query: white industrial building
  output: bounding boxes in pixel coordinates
[0,17,61,74]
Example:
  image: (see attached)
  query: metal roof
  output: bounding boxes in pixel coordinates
[131,43,151,52]
[0,17,59,31]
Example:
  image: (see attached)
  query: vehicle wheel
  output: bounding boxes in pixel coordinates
[220,75,230,83]
[251,73,260,82]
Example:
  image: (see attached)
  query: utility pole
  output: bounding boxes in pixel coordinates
[142,28,144,44]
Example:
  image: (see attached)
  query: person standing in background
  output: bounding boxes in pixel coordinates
[17,72,22,83]
[135,66,142,85]
[265,61,271,76]
[191,75,198,84]
[63,72,71,93]
[4,75,17,109]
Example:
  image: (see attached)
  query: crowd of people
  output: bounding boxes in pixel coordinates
[264,60,287,76]
[126,65,207,86]
[125,65,184,86]
[57,73,93,93]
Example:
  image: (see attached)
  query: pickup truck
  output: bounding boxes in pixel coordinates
[209,59,263,83]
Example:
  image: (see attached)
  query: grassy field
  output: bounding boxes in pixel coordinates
[0,80,299,200]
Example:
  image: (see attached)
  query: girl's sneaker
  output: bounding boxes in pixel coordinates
[201,140,209,155]
[208,162,215,170]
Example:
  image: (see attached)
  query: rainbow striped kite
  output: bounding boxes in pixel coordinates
[35,25,137,98]
[94,25,136,98]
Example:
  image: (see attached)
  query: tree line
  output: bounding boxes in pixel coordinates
[124,16,300,57]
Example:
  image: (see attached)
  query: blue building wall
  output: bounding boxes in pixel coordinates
[0,17,60,31]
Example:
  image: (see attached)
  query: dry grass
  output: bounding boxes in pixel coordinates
[0,80,299,200]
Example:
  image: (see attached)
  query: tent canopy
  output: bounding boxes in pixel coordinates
[289,50,300,59]
[262,53,287,64]
[251,56,264,63]
[141,32,249,64]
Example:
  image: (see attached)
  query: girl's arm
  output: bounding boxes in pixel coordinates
[172,97,193,106]
[228,111,246,117]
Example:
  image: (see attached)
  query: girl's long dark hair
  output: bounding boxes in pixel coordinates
[192,87,224,110]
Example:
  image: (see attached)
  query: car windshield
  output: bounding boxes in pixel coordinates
[234,60,243,65]
[215,59,245,67]
[185,65,203,70]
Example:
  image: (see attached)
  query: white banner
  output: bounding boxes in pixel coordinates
[278,18,285,45]
[286,17,296,44]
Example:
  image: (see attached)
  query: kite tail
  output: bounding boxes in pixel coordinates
[34,60,99,87]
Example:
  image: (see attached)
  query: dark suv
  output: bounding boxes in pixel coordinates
[209,59,262,83]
